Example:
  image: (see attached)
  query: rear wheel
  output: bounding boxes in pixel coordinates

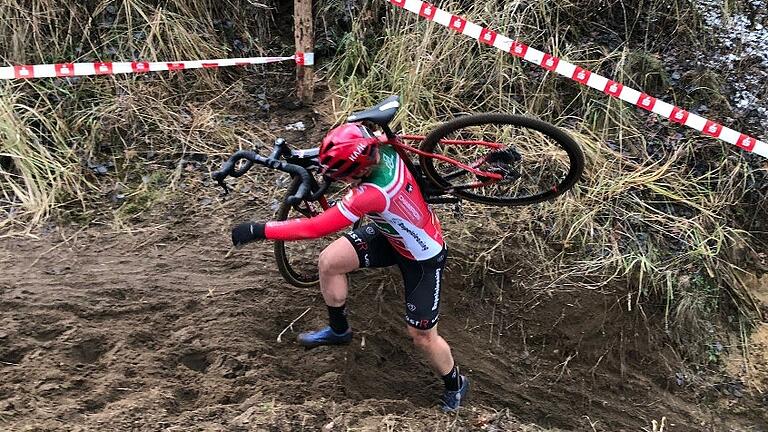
[419,114,584,206]
[274,176,357,288]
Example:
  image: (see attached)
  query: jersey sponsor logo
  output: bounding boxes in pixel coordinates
[392,194,425,223]
[383,151,395,171]
[432,268,441,311]
[348,232,366,249]
[405,313,439,329]
[393,218,429,251]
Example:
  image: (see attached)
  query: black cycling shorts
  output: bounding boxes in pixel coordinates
[343,223,447,330]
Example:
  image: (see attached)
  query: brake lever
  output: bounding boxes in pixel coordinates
[309,175,333,201]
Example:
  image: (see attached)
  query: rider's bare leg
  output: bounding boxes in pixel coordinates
[318,237,359,306]
[407,325,455,375]
[296,237,359,346]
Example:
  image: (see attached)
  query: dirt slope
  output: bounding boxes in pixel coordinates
[1,204,765,432]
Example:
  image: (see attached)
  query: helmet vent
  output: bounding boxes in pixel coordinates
[336,161,359,179]
[327,159,345,173]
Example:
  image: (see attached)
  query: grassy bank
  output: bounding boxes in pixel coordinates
[1,0,764,363]
[325,0,765,361]
[0,0,280,230]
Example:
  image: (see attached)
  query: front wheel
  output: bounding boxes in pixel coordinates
[419,114,584,206]
[273,176,358,288]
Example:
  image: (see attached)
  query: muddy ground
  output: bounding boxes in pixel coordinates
[1,104,767,431]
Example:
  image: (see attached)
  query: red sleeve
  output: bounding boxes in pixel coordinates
[263,184,387,241]
[264,205,353,240]
[338,184,387,219]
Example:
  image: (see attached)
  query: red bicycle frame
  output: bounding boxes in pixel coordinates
[381,134,505,189]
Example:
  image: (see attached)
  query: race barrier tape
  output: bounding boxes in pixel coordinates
[388,0,768,159]
[0,52,314,81]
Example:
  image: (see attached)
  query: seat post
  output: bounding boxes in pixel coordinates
[381,124,396,140]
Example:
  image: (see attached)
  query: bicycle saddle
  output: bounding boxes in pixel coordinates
[346,95,400,127]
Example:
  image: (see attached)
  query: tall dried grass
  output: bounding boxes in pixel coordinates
[326,0,764,359]
[0,0,278,231]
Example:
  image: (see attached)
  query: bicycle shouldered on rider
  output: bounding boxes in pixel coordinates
[231,121,469,412]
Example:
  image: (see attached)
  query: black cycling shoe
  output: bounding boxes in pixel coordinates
[297,326,353,349]
[440,375,469,412]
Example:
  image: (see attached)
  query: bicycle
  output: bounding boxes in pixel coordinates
[212,95,584,287]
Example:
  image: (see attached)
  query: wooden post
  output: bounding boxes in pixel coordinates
[294,0,314,105]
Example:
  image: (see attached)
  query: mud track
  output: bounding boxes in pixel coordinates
[0,99,764,431]
[1,207,764,431]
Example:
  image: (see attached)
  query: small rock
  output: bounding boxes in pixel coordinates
[285,121,306,132]
[87,161,111,176]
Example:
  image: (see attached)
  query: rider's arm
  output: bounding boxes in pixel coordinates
[263,185,387,241]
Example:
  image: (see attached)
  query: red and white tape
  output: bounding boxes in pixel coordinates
[388,0,768,159]
[0,52,314,81]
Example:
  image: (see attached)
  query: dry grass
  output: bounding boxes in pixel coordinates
[0,0,280,232]
[326,0,764,360]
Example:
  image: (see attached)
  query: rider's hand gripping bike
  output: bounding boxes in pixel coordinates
[213,96,585,287]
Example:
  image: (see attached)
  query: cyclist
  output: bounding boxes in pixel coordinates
[231,122,469,412]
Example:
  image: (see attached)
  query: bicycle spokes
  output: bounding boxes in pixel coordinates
[418,114,583,206]
[433,148,523,191]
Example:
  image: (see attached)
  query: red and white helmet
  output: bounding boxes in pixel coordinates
[319,123,379,180]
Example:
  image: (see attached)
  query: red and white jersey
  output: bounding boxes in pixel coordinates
[264,145,444,261]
